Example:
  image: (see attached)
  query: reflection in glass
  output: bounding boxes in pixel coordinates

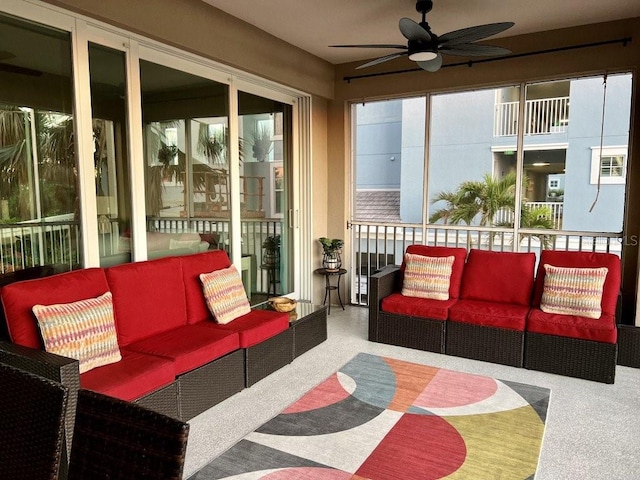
[88,43,132,267]
[239,91,292,302]
[139,60,230,265]
[0,13,80,274]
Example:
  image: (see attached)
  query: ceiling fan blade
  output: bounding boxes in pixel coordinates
[356,52,408,70]
[417,53,442,72]
[330,44,407,50]
[399,17,431,42]
[438,22,514,47]
[440,43,511,57]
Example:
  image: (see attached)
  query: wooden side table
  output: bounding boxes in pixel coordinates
[315,268,347,314]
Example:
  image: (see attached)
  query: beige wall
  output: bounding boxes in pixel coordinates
[43,0,334,100]
[329,18,640,323]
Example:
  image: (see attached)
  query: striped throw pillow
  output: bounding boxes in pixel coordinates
[200,265,251,324]
[33,292,121,374]
[402,253,455,300]
[540,264,608,319]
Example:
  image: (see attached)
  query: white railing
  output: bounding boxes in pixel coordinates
[350,221,622,306]
[494,96,570,137]
[494,202,563,230]
[0,221,81,274]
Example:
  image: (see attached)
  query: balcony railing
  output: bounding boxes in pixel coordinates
[494,201,564,230]
[494,96,570,137]
[350,221,622,306]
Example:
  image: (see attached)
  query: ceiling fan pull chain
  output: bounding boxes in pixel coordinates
[588,73,608,213]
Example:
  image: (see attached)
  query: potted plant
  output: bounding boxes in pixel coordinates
[262,234,280,267]
[319,237,343,271]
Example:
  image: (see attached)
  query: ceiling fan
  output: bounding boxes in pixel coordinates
[331,0,514,72]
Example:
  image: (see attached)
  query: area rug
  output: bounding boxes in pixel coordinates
[190,353,550,479]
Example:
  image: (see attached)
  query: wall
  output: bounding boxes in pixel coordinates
[332,18,640,324]
[43,0,334,100]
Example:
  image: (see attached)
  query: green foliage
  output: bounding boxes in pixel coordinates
[262,234,281,252]
[319,237,343,254]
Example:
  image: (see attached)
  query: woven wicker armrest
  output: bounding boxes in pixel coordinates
[368,265,401,341]
[0,341,80,475]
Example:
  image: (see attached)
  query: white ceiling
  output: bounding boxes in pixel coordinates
[201,0,640,65]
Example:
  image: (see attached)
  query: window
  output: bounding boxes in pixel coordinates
[549,180,559,188]
[590,147,627,185]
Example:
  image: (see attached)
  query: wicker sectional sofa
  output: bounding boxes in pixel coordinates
[369,246,621,384]
[0,250,325,476]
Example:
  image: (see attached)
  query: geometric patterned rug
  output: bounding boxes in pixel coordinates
[190,352,550,479]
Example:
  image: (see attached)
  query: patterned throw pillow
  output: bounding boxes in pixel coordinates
[33,292,121,374]
[540,264,608,319]
[200,265,251,324]
[402,253,455,300]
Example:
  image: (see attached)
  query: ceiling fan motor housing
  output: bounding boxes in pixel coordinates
[416,0,433,15]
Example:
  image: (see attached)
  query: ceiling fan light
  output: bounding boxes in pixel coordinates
[409,50,437,62]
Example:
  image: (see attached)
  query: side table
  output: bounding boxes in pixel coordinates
[289,303,328,358]
[315,268,347,314]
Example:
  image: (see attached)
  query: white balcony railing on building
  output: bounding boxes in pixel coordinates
[494,202,564,230]
[494,97,570,137]
[350,221,622,306]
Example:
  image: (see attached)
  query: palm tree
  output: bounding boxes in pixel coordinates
[430,171,556,248]
[430,171,516,227]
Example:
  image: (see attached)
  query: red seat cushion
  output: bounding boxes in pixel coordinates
[460,249,536,306]
[532,250,621,317]
[216,310,289,348]
[125,324,240,375]
[527,308,617,343]
[401,245,467,299]
[381,293,454,320]
[180,250,232,324]
[1,268,110,349]
[80,348,175,402]
[449,299,528,331]
[106,257,188,346]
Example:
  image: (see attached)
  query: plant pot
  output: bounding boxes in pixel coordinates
[323,253,341,271]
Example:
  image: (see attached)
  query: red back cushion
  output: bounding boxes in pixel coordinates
[180,250,232,324]
[1,268,110,349]
[532,250,621,316]
[401,245,468,299]
[460,249,536,306]
[106,256,187,346]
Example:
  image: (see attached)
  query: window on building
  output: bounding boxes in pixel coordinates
[591,147,626,184]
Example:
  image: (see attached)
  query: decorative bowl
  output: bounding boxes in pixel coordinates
[269,296,297,313]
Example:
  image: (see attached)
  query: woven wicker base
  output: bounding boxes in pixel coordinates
[446,321,524,367]
[136,382,179,419]
[177,350,245,420]
[524,332,617,383]
[377,312,445,353]
[292,307,328,358]
[617,325,640,368]
[245,329,294,387]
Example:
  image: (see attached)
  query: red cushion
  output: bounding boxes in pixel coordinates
[125,324,240,375]
[460,250,535,306]
[80,348,175,402]
[527,308,617,343]
[180,250,232,324]
[106,257,187,346]
[401,245,467,299]
[1,268,110,349]
[449,299,528,331]
[381,293,454,320]
[532,250,621,317]
[216,310,289,348]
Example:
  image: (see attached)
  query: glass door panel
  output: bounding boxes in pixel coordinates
[238,91,292,303]
[88,43,132,267]
[0,13,80,275]
[139,59,230,261]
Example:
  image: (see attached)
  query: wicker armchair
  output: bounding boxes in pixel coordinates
[0,363,68,480]
[68,389,190,479]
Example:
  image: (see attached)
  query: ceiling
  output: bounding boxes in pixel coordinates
[201,0,640,66]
